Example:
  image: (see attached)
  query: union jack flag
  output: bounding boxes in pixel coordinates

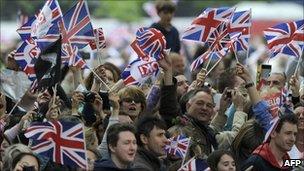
[60,0,94,49]
[89,28,106,50]
[228,10,251,52]
[15,37,40,81]
[264,20,304,56]
[25,120,87,169]
[208,22,231,51]
[131,27,167,61]
[271,26,304,58]
[58,0,94,67]
[190,46,230,72]
[182,7,235,43]
[190,32,240,71]
[178,157,210,171]
[121,58,160,86]
[17,0,62,47]
[165,134,191,158]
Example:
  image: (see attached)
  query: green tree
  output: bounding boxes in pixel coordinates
[95,0,147,23]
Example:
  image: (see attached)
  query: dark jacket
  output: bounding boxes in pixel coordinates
[150,23,181,53]
[132,148,167,171]
[241,143,292,171]
[94,159,133,171]
[159,77,181,127]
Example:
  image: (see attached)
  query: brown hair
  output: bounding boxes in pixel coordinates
[155,0,176,14]
[118,85,147,113]
[84,62,121,90]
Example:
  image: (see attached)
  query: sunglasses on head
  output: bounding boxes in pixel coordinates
[121,98,141,103]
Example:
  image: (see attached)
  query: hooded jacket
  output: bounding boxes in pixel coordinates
[241,143,292,171]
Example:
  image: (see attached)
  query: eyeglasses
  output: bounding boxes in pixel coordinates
[121,98,141,103]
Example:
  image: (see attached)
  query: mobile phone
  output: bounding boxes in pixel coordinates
[260,64,272,79]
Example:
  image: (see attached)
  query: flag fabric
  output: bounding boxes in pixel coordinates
[190,45,231,72]
[121,58,160,86]
[58,0,94,67]
[34,37,61,91]
[15,37,41,81]
[25,120,87,169]
[190,50,210,71]
[60,0,95,49]
[271,27,304,58]
[182,7,235,43]
[165,134,191,158]
[89,28,106,50]
[264,20,304,55]
[131,27,167,61]
[207,22,231,51]
[228,10,251,52]
[17,0,62,47]
[178,157,210,171]
[17,16,37,41]
[264,116,280,142]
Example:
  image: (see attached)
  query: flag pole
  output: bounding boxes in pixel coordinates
[231,45,239,63]
[206,57,223,77]
[88,66,111,91]
[293,46,304,76]
[245,9,252,65]
[7,99,21,116]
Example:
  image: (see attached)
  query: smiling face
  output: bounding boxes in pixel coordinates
[271,122,298,152]
[294,106,304,130]
[217,154,236,171]
[186,91,214,123]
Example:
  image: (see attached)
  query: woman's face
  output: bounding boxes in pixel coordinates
[120,97,142,120]
[217,154,236,171]
[105,69,115,85]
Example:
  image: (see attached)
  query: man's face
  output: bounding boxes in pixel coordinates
[110,131,137,165]
[266,73,285,90]
[176,75,189,98]
[145,126,169,156]
[172,56,185,75]
[294,106,304,130]
[271,122,298,152]
[186,91,214,123]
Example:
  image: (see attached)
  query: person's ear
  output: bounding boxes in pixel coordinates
[109,144,116,153]
[140,134,148,145]
[270,131,277,139]
[186,101,191,111]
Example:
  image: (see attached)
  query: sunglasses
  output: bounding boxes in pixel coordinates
[121,98,141,103]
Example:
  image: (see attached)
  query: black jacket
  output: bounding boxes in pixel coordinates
[241,154,292,171]
[150,23,181,53]
[132,148,167,171]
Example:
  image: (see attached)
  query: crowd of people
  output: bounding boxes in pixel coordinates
[0,0,303,171]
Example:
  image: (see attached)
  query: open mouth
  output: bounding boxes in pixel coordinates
[128,106,136,111]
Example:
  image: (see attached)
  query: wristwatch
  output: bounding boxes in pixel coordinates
[245,82,255,88]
